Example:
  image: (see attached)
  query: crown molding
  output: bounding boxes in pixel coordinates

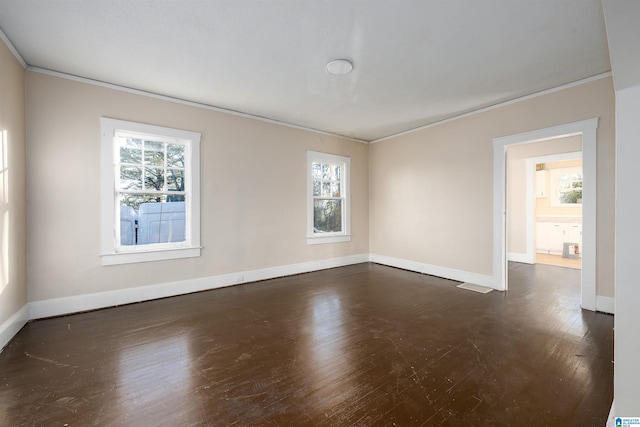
[27,66,369,145]
[0,27,27,68]
[370,72,613,144]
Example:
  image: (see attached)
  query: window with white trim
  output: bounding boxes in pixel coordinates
[100,118,201,265]
[307,151,350,244]
[550,166,583,207]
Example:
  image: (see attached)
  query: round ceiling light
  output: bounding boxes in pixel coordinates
[326,59,353,75]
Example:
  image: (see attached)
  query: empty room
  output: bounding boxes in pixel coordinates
[0,1,638,425]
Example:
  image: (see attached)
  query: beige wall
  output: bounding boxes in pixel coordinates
[506,136,582,254]
[0,39,27,325]
[370,77,615,297]
[25,71,369,301]
[19,71,618,303]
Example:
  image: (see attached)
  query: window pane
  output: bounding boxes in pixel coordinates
[559,181,571,190]
[556,170,582,205]
[313,180,321,197]
[119,194,168,246]
[119,201,138,246]
[321,182,332,197]
[120,193,166,211]
[119,195,187,246]
[312,162,322,180]
[120,166,142,190]
[332,164,340,180]
[313,199,342,233]
[120,138,142,164]
[167,144,185,168]
[144,140,164,166]
[321,163,331,180]
[137,199,187,245]
[331,182,341,197]
[144,167,165,190]
[166,194,185,203]
[560,189,582,204]
[167,169,185,191]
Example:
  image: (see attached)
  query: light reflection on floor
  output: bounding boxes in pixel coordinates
[118,336,193,418]
[304,291,355,407]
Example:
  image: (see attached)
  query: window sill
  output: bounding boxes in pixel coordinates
[306,235,351,245]
[101,246,201,266]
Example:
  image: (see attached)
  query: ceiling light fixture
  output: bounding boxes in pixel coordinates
[326,59,353,75]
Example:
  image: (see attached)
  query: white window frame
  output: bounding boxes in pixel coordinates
[550,166,583,208]
[100,118,201,265]
[307,150,351,245]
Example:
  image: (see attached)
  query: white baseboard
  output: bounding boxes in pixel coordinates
[596,295,615,314]
[0,304,29,351]
[29,254,370,320]
[5,253,615,349]
[607,400,615,427]
[508,252,534,264]
[369,254,497,289]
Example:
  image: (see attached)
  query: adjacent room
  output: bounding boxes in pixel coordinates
[507,136,584,270]
[0,1,638,425]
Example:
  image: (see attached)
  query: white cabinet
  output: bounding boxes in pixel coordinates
[565,224,582,245]
[535,170,548,198]
[536,221,582,255]
[536,223,552,252]
[547,223,565,253]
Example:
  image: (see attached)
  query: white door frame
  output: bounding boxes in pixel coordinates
[492,118,598,311]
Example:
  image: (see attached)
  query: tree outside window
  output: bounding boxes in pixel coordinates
[550,166,583,207]
[312,161,342,233]
[100,118,201,265]
[307,151,350,244]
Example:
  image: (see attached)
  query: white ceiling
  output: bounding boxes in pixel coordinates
[0,0,611,142]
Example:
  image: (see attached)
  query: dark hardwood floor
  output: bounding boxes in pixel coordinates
[0,262,613,426]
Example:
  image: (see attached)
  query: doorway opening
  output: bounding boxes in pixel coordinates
[492,118,598,311]
[506,144,583,271]
[531,154,583,270]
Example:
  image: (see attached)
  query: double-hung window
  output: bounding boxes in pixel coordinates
[100,118,201,265]
[550,166,583,207]
[307,151,350,244]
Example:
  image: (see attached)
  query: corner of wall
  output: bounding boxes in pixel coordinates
[0,304,29,351]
